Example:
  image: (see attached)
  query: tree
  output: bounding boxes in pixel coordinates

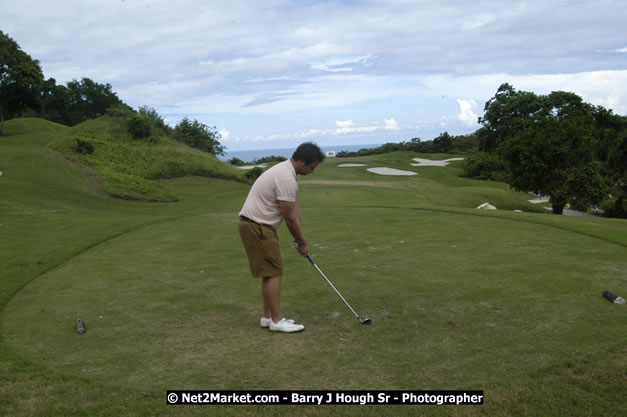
[449,132,479,154]
[606,130,627,217]
[0,31,44,135]
[461,152,509,181]
[498,90,607,214]
[478,83,544,153]
[127,115,152,139]
[173,117,225,156]
[593,106,626,162]
[65,78,124,125]
[432,132,453,153]
[40,77,71,124]
[592,107,627,216]
[138,105,169,132]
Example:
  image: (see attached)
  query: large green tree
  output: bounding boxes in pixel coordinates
[0,31,44,135]
[478,83,545,153]
[481,85,609,214]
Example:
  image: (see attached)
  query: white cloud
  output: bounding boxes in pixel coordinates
[218,128,230,140]
[336,120,354,128]
[335,119,371,134]
[335,124,378,135]
[425,70,627,116]
[311,54,375,72]
[295,128,332,139]
[384,118,399,130]
[615,47,627,53]
[200,43,347,75]
[461,14,495,31]
[455,99,479,126]
[334,118,402,135]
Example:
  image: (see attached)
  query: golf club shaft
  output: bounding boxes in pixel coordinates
[306,255,362,321]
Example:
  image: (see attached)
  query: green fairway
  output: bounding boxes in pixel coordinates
[1,118,625,416]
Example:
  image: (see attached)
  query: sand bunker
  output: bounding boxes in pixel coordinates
[411,157,464,167]
[236,164,267,170]
[338,163,367,167]
[529,196,550,204]
[367,167,417,176]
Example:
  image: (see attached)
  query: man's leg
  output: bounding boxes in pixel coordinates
[262,275,282,323]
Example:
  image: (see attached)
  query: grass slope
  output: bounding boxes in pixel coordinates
[1,118,625,416]
[50,116,246,201]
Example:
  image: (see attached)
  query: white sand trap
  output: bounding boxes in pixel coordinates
[236,164,267,170]
[529,197,550,204]
[367,167,417,176]
[338,163,367,167]
[411,157,465,167]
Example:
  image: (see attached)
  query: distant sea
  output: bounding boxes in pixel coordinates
[218,144,382,163]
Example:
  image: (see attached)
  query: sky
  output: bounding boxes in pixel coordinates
[3,0,627,150]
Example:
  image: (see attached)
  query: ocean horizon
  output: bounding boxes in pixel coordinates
[218,143,382,162]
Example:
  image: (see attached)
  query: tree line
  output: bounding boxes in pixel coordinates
[0,31,224,156]
[336,132,478,157]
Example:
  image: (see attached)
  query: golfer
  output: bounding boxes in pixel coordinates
[239,142,325,333]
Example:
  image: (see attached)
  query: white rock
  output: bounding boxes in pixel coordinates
[477,202,497,210]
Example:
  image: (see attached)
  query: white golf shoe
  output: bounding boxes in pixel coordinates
[269,318,304,333]
[260,317,295,328]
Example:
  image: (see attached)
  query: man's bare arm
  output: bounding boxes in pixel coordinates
[280,200,308,256]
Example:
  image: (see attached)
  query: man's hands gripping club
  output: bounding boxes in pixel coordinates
[292,240,309,257]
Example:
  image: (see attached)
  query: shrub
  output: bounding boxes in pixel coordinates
[127,116,152,140]
[105,104,136,118]
[461,152,509,181]
[245,166,263,182]
[228,157,246,165]
[601,196,627,218]
[253,155,287,164]
[75,138,94,154]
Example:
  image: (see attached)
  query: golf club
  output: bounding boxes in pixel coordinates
[300,249,372,324]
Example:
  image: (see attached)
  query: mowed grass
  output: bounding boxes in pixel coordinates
[1,118,626,416]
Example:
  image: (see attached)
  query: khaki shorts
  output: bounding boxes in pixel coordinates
[239,219,283,278]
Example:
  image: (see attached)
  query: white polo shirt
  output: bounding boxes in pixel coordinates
[239,159,298,229]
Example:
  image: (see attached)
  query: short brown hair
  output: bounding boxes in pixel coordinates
[292,142,326,165]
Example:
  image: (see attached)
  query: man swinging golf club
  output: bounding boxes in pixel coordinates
[238,142,325,333]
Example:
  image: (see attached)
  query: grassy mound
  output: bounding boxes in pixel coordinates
[0,117,69,136]
[50,116,246,201]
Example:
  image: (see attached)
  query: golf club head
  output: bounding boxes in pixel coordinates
[361,317,372,325]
